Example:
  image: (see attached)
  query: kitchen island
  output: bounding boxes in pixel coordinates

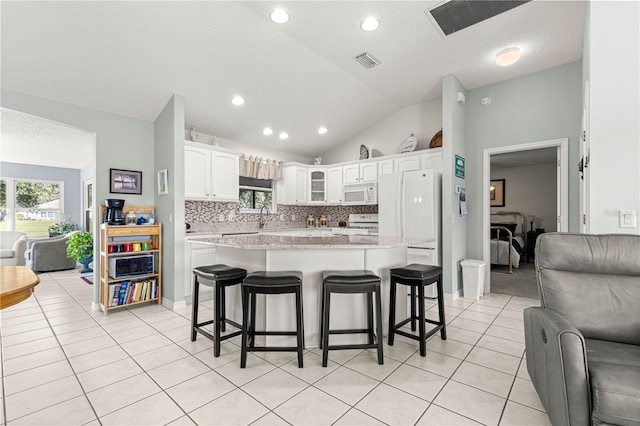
[189,234,431,348]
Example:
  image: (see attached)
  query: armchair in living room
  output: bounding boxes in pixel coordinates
[0,231,28,266]
[524,233,640,425]
[25,232,77,272]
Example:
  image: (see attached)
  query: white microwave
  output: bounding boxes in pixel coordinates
[343,182,377,205]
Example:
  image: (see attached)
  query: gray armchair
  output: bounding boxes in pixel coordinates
[0,231,28,266]
[25,232,77,272]
[524,233,640,426]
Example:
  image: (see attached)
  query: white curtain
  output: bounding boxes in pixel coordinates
[239,155,282,180]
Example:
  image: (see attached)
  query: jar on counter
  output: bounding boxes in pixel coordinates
[126,211,137,225]
[319,215,328,227]
[307,215,315,228]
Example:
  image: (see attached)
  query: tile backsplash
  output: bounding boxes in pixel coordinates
[185,201,377,233]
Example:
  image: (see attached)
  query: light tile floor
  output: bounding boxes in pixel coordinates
[1,269,551,425]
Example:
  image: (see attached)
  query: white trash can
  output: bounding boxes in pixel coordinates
[461,259,486,300]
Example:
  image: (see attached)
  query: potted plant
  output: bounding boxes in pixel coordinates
[66,231,94,273]
[49,221,78,237]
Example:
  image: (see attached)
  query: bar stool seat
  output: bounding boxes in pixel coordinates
[388,264,446,357]
[191,264,247,357]
[241,271,304,368]
[321,270,383,367]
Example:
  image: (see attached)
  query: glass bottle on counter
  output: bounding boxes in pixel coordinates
[307,215,315,228]
[319,215,328,227]
[126,211,137,225]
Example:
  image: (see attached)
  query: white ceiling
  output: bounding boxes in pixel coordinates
[1,1,585,168]
[0,108,94,170]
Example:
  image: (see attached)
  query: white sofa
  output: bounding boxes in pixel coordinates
[0,231,28,266]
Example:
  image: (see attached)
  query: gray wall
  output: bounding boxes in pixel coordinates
[442,75,468,295]
[154,95,186,305]
[465,62,582,259]
[1,89,156,305]
[0,162,82,225]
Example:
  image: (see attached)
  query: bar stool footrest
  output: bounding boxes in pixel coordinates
[246,346,301,352]
[328,342,379,351]
[195,328,242,342]
[329,328,375,335]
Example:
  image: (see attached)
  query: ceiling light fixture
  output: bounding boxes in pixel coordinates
[230,95,245,106]
[361,17,380,32]
[279,132,289,140]
[270,8,289,24]
[262,127,273,136]
[318,126,328,135]
[496,47,521,67]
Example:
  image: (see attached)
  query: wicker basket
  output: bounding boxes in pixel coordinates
[429,130,442,148]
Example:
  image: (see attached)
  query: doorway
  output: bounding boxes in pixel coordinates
[482,138,569,294]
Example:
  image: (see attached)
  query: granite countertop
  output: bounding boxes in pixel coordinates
[188,234,432,250]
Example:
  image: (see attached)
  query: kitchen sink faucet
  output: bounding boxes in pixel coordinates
[258,205,270,229]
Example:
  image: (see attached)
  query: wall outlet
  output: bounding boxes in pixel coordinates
[619,210,637,228]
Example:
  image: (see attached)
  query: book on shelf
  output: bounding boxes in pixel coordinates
[108,279,158,308]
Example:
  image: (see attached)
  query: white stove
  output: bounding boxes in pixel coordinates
[332,214,378,235]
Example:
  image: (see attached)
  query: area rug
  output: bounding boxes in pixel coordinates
[80,273,93,285]
[490,261,538,299]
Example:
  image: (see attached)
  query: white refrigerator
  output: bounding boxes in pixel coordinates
[379,169,442,297]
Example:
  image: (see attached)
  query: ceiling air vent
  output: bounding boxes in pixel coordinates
[427,0,531,37]
[354,52,381,69]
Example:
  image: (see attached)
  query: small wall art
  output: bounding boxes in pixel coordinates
[110,169,142,195]
[490,179,505,207]
[157,169,169,195]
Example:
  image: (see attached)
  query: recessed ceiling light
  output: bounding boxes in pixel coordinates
[279,132,289,140]
[231,95,245,106]
[318,126,328,135]
[262,127,273,136]
[361,17,380,32]
[496,47,521,66]
[270,8,289,24]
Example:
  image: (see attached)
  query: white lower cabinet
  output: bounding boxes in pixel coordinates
[184,241,217,301]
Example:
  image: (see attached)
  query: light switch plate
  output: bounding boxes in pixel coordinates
[619,210,637,228]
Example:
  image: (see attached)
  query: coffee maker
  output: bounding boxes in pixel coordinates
[105,199,126,225]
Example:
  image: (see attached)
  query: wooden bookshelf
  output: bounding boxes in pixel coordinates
[99,205,162,314]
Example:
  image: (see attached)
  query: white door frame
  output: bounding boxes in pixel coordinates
[482,138,569,293]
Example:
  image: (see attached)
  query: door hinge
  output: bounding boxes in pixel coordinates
[583,214,587,225]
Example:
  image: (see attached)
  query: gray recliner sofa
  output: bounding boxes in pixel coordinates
[524,233,640,426]
[25,232,77,272]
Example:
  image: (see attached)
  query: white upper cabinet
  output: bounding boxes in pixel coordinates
[395,156,422,173]
[343,163,378,184]
[184,142,239,202]
[326,166,343,204]
[377,159,394,176]
[211,151,240,201]
[278,165,308,205]
[184,145,211,200]
[420,152,443,172]
[308,168,327,203]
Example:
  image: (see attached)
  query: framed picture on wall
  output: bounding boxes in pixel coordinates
[110,169,142,194]
[157,169,168,195]
[490,179,505,207]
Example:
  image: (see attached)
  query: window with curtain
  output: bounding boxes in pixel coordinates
[238,177,274,211]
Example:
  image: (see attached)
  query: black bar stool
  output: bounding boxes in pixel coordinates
[320,270,383,367]
[240,271,304,368]
[191,264,247,357]
[388,264,446,357]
